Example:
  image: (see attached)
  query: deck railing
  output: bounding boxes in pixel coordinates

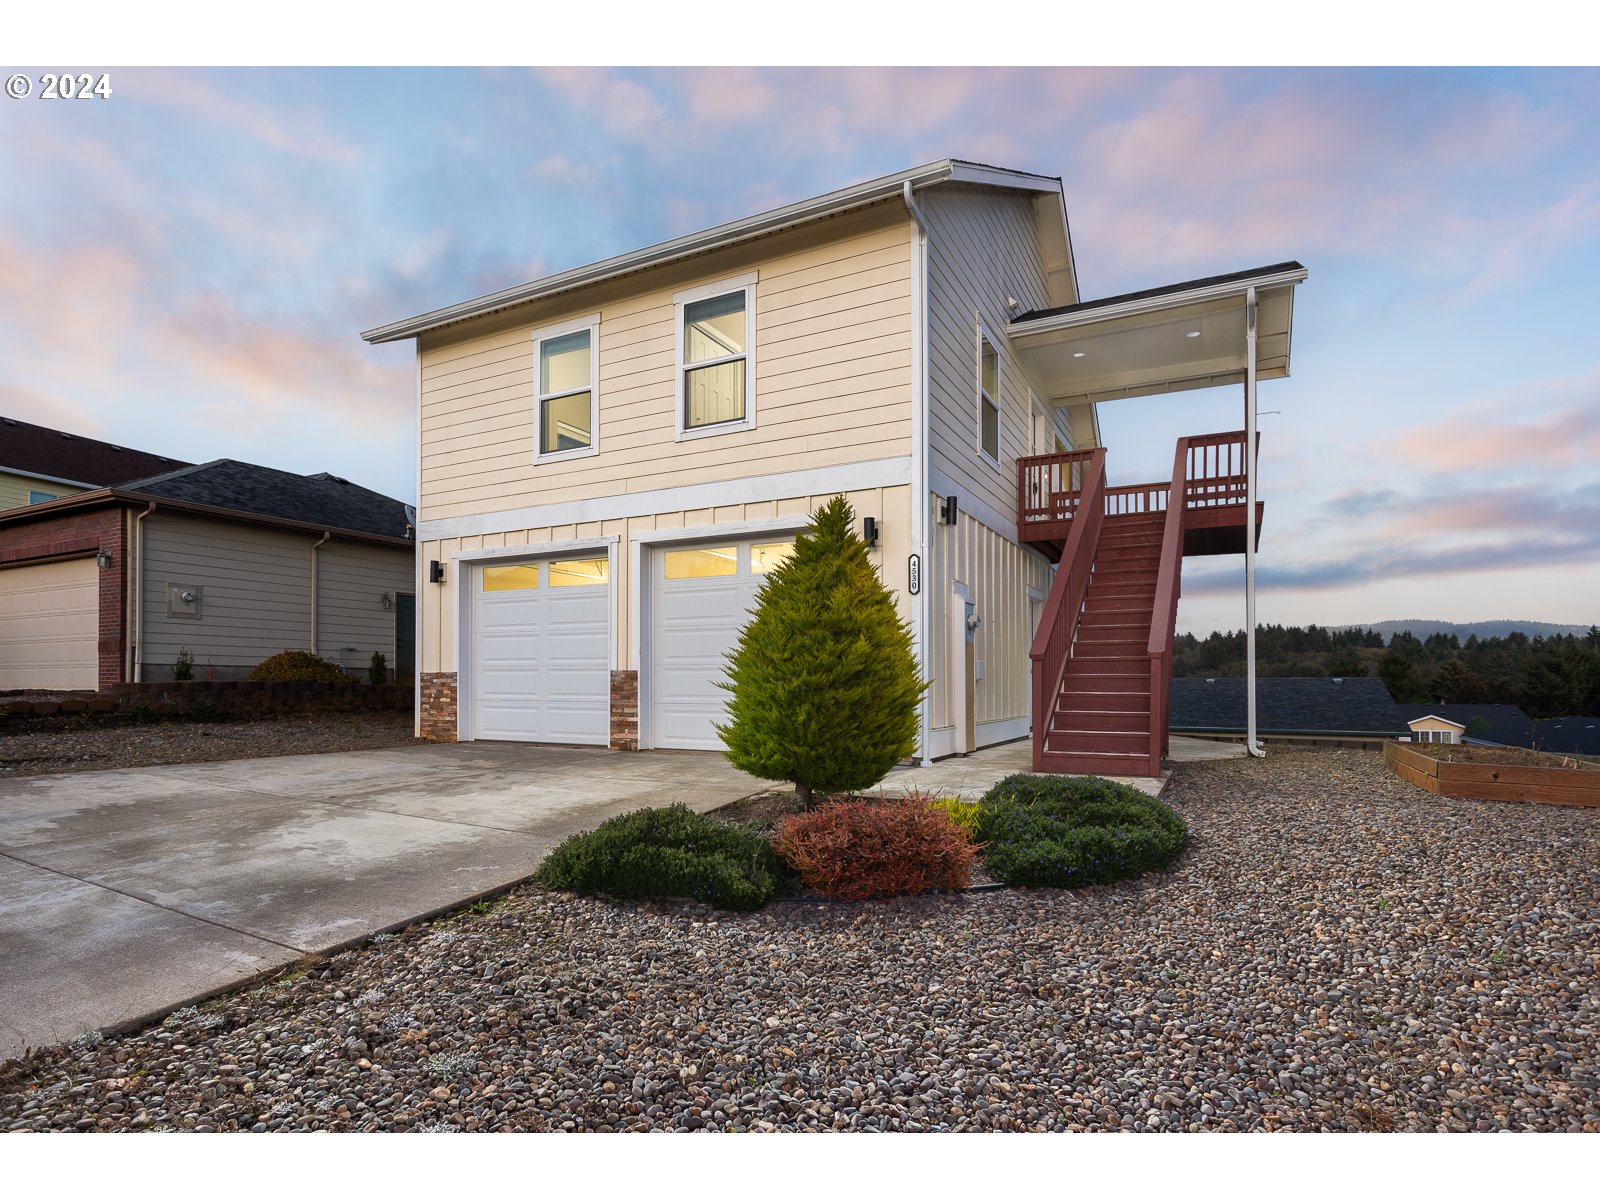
[1018,448,1099,530]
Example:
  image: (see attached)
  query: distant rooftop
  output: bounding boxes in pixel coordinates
[1395,703,1533,749]
[1170,676,1407,736]
[1,415,189,487]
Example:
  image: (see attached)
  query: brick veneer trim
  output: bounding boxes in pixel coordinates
[610,669,639,751]
[420,671,458,742]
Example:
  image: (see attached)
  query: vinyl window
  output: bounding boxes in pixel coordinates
[978,335,1001,464]
[533,314,600,462]
[675,274,756,439]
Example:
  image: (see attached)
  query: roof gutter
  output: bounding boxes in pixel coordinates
[1007,265,1308,340]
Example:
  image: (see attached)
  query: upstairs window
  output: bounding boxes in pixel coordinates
[533,315,600,461]
[676,275,756,438]
[28,490,61,504]
[978,335,1001,463]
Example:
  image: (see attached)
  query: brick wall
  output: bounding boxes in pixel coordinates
[420,671,458,741]
[0,505,128,690]
[610,669,638,751]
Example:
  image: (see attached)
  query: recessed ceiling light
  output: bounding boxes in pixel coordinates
[1185,330,1201,338]
[1072,351,1086,358]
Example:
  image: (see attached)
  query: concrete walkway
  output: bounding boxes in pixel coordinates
[0,742,762,1061]
[883,734,1246,800]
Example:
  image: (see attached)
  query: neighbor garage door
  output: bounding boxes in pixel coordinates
[0,558,99,689]
[470,555,610,743]
[651,537,794,750]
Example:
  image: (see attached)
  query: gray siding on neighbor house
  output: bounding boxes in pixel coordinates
[138,512,413,680]
[314,538,416,676]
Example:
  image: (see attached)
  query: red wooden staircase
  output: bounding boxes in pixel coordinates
[1020,432,1259,778]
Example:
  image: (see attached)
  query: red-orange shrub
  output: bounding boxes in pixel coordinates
[771,791,977,901]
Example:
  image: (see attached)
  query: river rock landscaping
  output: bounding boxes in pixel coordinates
[1,748,1595,1132]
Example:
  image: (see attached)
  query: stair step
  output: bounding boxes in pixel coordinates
[1061,669,1150,690]
[1045,730,1153,755]
[1079,611,1149,628]
[1056,690,1151,712]
[1075,642,1147,659]
[1035,750,1160,779]
[1046,709,1148,732]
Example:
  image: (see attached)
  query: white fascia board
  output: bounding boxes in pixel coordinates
[417,455,913,543]
[946,162,1062,193]
[1006,266,1309,340]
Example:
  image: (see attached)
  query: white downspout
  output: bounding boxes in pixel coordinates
[132,501,155,682]
[1245,286,1264,759]
[310,532,331,657]
[904,180,934,766]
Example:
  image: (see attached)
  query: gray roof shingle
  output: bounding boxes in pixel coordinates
[1,415,189,487]
[1170,676,1406,736]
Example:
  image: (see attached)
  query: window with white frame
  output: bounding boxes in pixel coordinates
[27,490,61,504]
[676,275,756,437]
[978,334,1001,463]
[533,314,600,461]
[1414,728,1458,744]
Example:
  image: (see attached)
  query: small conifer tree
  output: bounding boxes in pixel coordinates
[717,496,925,807]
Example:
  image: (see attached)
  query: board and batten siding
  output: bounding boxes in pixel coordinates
[922,184,1081,529]
[926,495,1051,742]
[419,486,912,678]
[139,512,411,678]
[416,201,914,524]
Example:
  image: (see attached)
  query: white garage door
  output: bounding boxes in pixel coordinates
[0,558,98,690]
[470,555,610,744]
[651,537,795,750]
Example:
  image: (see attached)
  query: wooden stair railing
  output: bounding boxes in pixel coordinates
[1028,448,1107,773]
[1145,436,1191,768]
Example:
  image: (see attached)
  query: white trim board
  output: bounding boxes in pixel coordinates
[418,456,913,543]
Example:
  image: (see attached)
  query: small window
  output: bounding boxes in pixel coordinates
[676,276,755,438]
[27,490,60,504]
[978,336,1001,463]
[548,557,609,587]
[750,541,795,574]
[483,564,539,592]
[663,546,738,579]
[533,316,599,461]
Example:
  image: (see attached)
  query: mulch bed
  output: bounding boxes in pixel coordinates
[1406,743,1599,770]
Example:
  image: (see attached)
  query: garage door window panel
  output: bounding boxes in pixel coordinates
[750,541,795,574]
[663,546,738,579]
[482,564,539,591]
[548,557,609,587]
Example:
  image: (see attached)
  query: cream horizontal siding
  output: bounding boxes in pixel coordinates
[923,185,1073,528]
[315,539,417,676]
[417,202,914,522]
[926,498,1051,741]
[420,485,912,679]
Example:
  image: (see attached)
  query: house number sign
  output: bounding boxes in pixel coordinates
[908,554,921,595]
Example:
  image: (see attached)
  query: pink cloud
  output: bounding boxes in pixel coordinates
[0,383,107,436]
[1388,391,1600,472]
[133,69,359,166]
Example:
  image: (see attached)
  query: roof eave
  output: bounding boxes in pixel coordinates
[1007,264,1309,341]
[361,158,1066,345]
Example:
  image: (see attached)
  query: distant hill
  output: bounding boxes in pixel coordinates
[1338,620,1593,643]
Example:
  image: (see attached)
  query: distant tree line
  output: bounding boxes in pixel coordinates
[1173,624,1600,718]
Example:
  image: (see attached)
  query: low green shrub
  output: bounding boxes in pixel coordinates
[976,773,1188,889]
[927,795,983,842]
[172,648,194,682]
[369,651,389,686]
[248,650,348,683]
[772,791,978,901]
[535,804,791,912]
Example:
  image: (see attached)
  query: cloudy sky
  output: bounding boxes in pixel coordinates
[2,65,1595,634]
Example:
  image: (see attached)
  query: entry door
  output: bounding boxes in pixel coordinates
[470,556,610,743]
[651,538,795,750]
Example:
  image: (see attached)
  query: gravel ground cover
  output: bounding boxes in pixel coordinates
[1,749,1595,1132]
[0,713,420,778]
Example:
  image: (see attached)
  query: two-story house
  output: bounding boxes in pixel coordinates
[363,159,1305,777]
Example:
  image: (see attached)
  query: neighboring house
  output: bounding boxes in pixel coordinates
[0,453,416,689]
[1533,717,1600,758]
[1170,676,1409,748]
[1395,703,1533,748]
[363,158,1306,775]
[0,415,189,511]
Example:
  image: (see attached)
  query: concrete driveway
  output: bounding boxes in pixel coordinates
[0,742,762,1060]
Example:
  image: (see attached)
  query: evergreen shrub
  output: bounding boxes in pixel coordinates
[976,773,1188,888]
[535,804,791,912]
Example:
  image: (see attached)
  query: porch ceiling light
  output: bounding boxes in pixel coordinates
[1185,330,1201,338]
[1072,351,1086,358]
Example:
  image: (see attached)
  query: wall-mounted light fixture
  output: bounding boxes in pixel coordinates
[381,591,394,609]
[429,560,446,584]
[939,495,959,526]
[96,548,113,570]
[861,516,878,548]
